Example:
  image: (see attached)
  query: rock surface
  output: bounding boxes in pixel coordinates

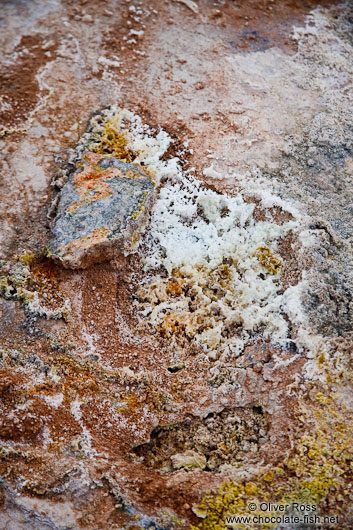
[51,151,155,268]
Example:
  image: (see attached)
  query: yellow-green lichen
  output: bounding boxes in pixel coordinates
[130,191,149,220]
[0,277,13,297]
[191,390,352,530]
[19,252,37,266]
[91,116,131,160]
[255,246,282,274]
[19,247,52,266]
[0,259,71,322]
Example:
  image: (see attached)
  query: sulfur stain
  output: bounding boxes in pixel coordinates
[255,246,282,274]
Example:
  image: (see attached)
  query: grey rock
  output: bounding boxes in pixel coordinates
[50,153,155,269]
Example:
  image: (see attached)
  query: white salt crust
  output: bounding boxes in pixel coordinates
[139,175,297,357]
[80,106,321,360]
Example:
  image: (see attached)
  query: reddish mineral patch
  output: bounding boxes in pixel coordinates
[0,34,57,132]
[0,0,352,529]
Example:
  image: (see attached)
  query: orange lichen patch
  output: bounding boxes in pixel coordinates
[73,166,118,187]
[81,151,106,167]
[68,152,147,214]
[67,182,113,214]
[68,162,116,214]
[58,227,111,256]
[255,246,282,274]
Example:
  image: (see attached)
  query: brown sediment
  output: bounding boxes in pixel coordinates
[0,34,57,131]
[0,0,352,528]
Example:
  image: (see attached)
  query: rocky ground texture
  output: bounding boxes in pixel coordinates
[0,0,353,529]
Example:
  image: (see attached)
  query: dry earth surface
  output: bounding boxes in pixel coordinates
[0,1,353,529]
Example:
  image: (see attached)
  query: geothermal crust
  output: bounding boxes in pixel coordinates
[0,1,353,529]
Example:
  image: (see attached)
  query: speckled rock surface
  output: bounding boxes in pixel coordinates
[51,152,154,268]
